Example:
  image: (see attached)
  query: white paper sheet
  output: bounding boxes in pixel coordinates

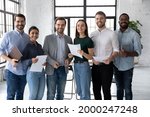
[68,43,82,58]
[93,56,105,62]
[30,55,47,72]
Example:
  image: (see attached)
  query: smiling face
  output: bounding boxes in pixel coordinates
[76,20,86,35]
[14,16,26,32]
[119,14,129,30]
[29,29,39,42]
[55,19,66,35]
[95,14,106,29]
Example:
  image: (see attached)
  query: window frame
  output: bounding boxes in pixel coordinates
[54,0,117,38]
[0,0,20,63]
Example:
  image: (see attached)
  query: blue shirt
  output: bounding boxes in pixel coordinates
[56,33,65,66]
[0,29,30,75]
[113,28,142,71]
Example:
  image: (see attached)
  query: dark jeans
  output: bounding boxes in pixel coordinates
[113,66,133,100]
[92,62,113,100]
[46,66,67,100]
[5,69,26,100]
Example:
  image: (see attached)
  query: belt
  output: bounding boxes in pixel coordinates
[74,60,87,63]
[94,62,113,66]
[97,62,105,66]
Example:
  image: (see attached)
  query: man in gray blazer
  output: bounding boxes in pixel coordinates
[43,17,72,100]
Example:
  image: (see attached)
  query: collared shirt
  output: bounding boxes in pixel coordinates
[21,41,44,66]
[0,29,30,75]
[90,28,119,60]
[56,32,65,66]
[113,28,142,71]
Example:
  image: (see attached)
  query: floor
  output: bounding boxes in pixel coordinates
[0,65,150,100]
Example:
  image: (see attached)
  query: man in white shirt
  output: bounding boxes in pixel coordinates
[90,11,119,100]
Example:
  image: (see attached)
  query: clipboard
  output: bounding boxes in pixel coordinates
[8,46,23,60]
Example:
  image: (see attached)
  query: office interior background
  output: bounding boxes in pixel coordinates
[0,0,150,100]
[0,0,150,66]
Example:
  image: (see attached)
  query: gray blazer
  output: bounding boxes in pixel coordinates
[43,33,72,75]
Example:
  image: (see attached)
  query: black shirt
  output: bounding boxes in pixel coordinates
[74,36,94,62]
[21,41,44,66]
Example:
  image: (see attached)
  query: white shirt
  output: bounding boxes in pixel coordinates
[90,28,119,60]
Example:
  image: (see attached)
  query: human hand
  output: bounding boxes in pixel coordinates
[119,49,128,57]
[42,62,47,66]
[65,59,70,67]
[77,50,84,56]
[68,53,73,58]
[92,59,100,65]
[103,58,111,64]
[32,58,38,63]
[53,61,60,69]
[11,59,18,67]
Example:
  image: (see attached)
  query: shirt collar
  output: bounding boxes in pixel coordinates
[30,41,38,46]
[98,27,107,32]
[14,28,24,35]
[55,32,65,38]
[119,27,130,33]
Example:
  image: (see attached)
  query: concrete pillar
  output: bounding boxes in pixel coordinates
[20,0,54,45]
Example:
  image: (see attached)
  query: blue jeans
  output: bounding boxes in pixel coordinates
[26,69,45,100]
[46,66,67,100]
[113,66,133,100]
[5,69,26,100]
[74,62,91,100]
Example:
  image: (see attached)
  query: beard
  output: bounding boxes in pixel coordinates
[57,28,64,34]
[97,23,105,29]
[16,25,25,31]
[120,22,128,29]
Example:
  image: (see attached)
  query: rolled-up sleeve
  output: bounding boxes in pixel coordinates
[0,33,9,55]
[112,32,119,52]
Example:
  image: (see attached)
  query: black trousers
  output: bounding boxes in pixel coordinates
[92,62,113,100]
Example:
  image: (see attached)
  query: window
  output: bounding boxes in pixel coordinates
[54,0,117,39]
[0,13,4,38]
[6,0,19,13]
[86,0,116,5]
[6,14,14,32]
[55,0,83,6]
[0,0,20,63]
[0,0,4,10]
[56,7,83,17]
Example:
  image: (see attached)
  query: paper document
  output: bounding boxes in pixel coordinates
[93,56,105,62]
[68,43,82,58]
[30,55,47,72]
[8,46,22,60]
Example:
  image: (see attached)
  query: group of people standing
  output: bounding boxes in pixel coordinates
[0,11,141,100]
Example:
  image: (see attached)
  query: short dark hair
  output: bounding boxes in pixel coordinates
[28,26,39,34]
[14,13,26,21]
[55,17,66,24]
[95,11,106,18]
[119,13,130,20]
